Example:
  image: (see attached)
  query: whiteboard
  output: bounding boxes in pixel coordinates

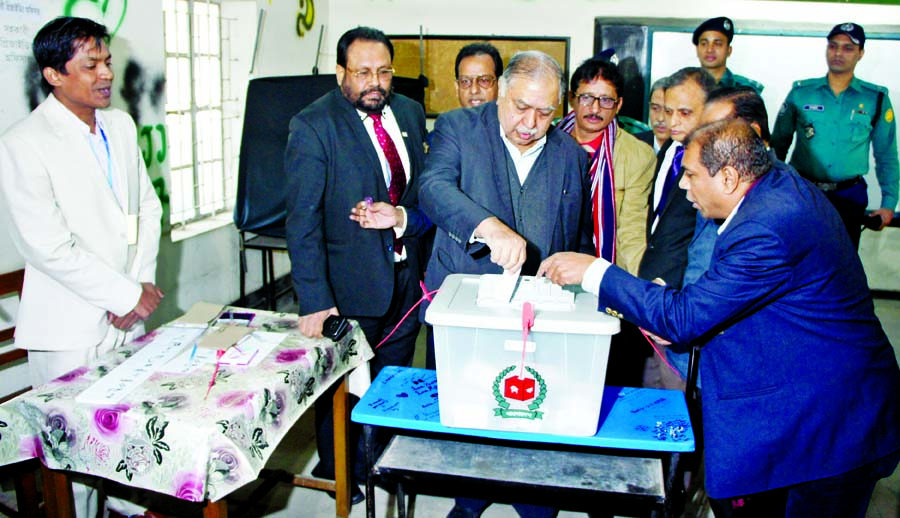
[650,31,900,211]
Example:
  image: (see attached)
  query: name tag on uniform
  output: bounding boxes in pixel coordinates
[127,214,138,245]
[802,104,825,112]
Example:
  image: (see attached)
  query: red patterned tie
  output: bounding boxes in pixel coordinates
[370,113,406,255]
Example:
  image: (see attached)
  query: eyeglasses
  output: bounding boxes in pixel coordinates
[575,93,618,109]
[456,75,497,89]
[346,67,395,82]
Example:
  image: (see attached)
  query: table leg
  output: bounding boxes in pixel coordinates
[13,459,40,517]
[663,452,683,518]
[41,465,75,518]
[333,375,350,518]
[202,499,228,518]
[363,424,375,518]
[397,482,407,518]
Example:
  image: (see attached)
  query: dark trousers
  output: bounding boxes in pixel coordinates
[314,263,422,482]
[823,180,868,250]
[709,447,900,518]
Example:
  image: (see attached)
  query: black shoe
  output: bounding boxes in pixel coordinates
[323,483,365,506]
[447,503,484,518]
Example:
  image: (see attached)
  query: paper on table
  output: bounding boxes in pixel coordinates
[171,301,225,328]
[75,326,205,405]
[197,325,253,350]
[219,331,286,367]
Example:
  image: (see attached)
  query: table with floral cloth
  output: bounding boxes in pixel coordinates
[0,308,373,515]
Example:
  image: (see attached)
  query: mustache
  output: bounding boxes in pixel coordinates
[361,86,388,97]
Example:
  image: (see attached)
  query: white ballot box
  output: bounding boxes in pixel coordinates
[425,274,620,436]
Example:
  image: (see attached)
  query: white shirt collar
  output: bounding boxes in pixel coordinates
[717,196,746,234]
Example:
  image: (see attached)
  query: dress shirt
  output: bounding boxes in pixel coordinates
[651,142,682,232]
[58,106,123,208]
[499,124,547,185]
[359,106,410,259]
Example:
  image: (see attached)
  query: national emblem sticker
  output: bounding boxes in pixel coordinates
[492,365,547,420]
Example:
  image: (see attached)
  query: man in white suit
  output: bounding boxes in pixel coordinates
[0,16,163,516]
[0,17,162,389]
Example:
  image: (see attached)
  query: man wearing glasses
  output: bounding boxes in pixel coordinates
[454,42,503,109]
[285,26,430,503]
[558,56,655,275]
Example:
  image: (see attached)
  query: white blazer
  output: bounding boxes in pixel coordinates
[0,94,162,351]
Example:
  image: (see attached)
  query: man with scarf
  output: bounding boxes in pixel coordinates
[558,56,656,275]
[557,56,657,387]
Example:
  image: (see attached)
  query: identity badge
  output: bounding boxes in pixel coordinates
[802,104,825,112]
[127,214,138,245]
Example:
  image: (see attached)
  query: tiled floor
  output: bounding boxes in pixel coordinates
[3,298,899,517]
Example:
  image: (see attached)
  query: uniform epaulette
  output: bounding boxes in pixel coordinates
[734,74,764,93]
[855,78,888,94]
[793,78,820,89]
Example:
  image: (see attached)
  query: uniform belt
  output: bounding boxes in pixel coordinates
[812,176,862,192]
[394,259,408,273]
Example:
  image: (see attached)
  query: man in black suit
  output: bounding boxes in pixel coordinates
[639,67,716,390]
[639,67,715,289]
[284,26,430,501]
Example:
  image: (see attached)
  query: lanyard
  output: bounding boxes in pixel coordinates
[88,125,114,192]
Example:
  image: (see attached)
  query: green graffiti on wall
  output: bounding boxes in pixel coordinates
[63,0,128,39]
[296,0,315,38]
[139,124,167,169]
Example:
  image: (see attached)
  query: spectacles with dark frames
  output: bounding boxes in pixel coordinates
[346,67,395,82]
[575,93,618,109]
[456,75,497,89]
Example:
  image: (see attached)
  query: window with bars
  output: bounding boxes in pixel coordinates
[163,0,238,229]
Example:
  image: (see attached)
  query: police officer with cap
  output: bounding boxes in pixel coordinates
[693,16,763,93]
[772,22,898,248]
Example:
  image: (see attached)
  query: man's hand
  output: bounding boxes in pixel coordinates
[131,282,164,320]
[537,252,596,286]
[350,201,403,230]
[298,307,339,338]
[475,217,526,272]
[108,311,139,330]
[872,208,894,230]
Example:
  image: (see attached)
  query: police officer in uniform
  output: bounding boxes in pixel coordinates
[693,16,764,93]
[771,22,898,248]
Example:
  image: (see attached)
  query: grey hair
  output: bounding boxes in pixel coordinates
[650,77,670,95]
[498,50,565,105]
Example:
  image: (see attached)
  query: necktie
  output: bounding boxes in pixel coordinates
[654,145,684,224]
[370,113,407,255]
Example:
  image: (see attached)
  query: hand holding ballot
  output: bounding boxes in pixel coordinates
[538,252,604,287]
[475,217,527,272]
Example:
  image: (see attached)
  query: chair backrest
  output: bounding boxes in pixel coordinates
[0,269,29,402]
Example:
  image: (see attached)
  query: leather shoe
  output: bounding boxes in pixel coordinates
[447,503,484,518]
[324,483,365,505]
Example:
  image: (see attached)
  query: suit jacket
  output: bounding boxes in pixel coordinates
[599,164,900,498]
[634,129,655,149]
[638,138,697,288]
[284,89,429,317]
[420,102,592,298]
[611,127,655,275]
[0,94,162,351]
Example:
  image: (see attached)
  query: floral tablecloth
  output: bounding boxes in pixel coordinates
[0,309,373,502]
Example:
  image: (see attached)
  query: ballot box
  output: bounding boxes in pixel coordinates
[425,274,620,436]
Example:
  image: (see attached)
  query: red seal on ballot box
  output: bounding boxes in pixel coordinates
[504,375,535,401]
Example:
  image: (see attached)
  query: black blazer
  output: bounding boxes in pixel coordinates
[637,138,697,289]
[284,88,429,317]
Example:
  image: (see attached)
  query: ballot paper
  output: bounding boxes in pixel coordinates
[476,274,575,311]
[75,326,205,405]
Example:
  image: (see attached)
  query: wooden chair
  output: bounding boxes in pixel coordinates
[0,268,40,518]
[0,268,28,402]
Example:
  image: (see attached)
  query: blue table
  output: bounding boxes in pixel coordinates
[352,366,695,517]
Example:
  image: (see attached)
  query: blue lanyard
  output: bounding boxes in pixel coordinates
[87,123,113,191]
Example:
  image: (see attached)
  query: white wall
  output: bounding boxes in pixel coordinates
[252,0,330,77]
